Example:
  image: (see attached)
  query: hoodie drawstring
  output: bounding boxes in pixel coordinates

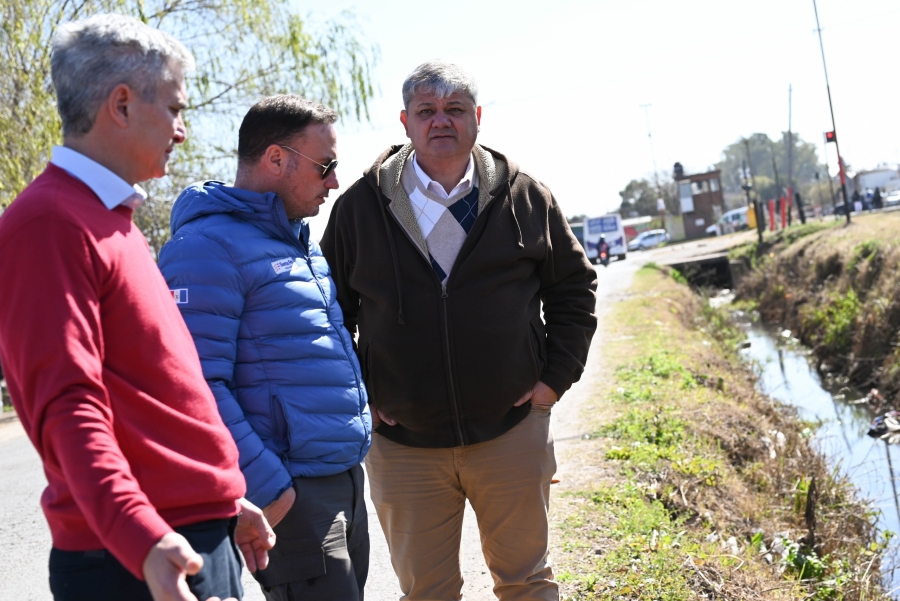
[508,182,524,249]
[375,186,406,325]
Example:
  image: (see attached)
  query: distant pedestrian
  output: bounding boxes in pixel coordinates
[0,14,273,601]
[873,187,883,209]
[322,60,598,600]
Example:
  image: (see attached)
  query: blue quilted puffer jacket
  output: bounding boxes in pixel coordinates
[158,181,371,508]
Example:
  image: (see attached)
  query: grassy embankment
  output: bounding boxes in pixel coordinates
[551,265,888,600]
[732,212,900,399]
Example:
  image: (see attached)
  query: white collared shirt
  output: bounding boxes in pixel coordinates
[411,151,475,200]
[50,146,147,210]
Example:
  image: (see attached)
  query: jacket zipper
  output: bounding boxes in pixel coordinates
[373,179,507,447]
[302,252,367,436]
[377,205,469,445]
[283,219,368,439]
[441,284,467,446]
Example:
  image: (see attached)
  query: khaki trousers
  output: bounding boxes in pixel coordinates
[366,406,558,601]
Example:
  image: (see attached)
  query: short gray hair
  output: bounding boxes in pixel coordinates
[51,13,195,136]
[401,60,478,110]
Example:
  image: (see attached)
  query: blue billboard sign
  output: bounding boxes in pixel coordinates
[587,216,620,234]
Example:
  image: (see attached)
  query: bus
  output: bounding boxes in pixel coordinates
[583,214,626,263]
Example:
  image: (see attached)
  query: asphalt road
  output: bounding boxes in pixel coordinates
[0,252,649,600]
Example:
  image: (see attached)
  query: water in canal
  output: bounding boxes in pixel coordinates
[736,311,900,588]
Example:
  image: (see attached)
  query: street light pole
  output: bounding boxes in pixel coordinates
[786,84,794,226]
[640,103,666,233]
[639,103,661,193]
[744,138,764,244]
[812,0,850,224]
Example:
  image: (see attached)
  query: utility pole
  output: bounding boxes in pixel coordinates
[813,0,850,224]
[821,135,839,217]
[744,138,764,244]
[772,156,781,229]
[814,171,826,220]
[742,159,755,225]
[772,157,781,198]
[786,84,794,226]
[824,161,838,217]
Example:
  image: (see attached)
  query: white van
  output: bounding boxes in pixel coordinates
[705,207,748,236]
[583,214,626,263]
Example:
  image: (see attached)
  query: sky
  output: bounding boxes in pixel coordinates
[299,0,900,240]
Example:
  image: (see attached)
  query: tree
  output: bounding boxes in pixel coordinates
[746,175,778,205]
[616,177,678,218]
[715,133,822,198]
[1,0,377,254]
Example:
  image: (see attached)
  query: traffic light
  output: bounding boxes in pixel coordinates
[825,131,837,143]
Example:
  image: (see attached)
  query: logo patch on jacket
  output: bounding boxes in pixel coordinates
[170,288,188,304]
[271,258,295,275]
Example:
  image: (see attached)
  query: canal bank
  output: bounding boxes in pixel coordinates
[553,265,888,600]
[732,212,900,400]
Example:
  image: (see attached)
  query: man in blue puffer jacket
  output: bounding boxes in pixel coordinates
[158,95,371,600]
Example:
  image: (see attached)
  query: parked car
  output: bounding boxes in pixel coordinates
[885,190,900,207]
[627,229,669,251]
[705,207,749,236]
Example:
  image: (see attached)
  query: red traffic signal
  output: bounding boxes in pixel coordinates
[825,131,837,143]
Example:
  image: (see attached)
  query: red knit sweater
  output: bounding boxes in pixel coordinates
[0,165,245,579]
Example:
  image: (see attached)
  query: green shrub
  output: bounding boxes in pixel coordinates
[847,239,879,273]
[802,289,862,354]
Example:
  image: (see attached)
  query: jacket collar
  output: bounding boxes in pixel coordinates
[371,143,512,257]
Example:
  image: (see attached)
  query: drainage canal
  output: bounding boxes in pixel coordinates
[732,308,900,585]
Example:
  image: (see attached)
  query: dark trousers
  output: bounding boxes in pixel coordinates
[254,464,368,601]
[49,518,242,601]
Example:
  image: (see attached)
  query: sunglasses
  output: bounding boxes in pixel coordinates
[279,145,338,180]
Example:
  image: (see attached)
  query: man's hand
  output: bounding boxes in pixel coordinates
[235,497,276,572]
[370,405,397,428]
[514,381,559,410]
[262,486,296,530]
[143,532,204,601]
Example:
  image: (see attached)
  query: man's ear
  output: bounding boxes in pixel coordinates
[107,83,134,129]
[400,110,410,139]
[262,144,287,177]
[476,105,482,131]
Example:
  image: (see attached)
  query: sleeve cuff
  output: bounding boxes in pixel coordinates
[540,368,574,401]
[110,509,174,580]
[248,474,294,509]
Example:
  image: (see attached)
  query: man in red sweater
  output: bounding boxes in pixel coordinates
[0,14,274,601]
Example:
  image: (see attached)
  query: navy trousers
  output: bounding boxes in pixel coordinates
[49,517,242,601]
